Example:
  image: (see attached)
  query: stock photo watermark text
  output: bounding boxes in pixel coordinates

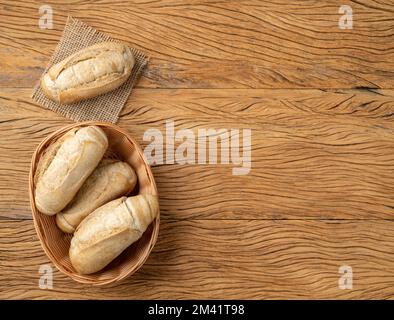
[38,264,53,290]
[143,120,252,175]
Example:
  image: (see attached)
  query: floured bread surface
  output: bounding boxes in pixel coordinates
[41,42,135,104]
[34,126,108,215]
[56,160,137,233]
[70,195,159,274]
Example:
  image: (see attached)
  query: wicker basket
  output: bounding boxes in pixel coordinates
[29,121,159,285]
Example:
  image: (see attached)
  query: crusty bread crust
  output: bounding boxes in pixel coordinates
[69,195,159,274]
[40,42,135,104]
[34,126,108,215]
[34,130,75,186]
[56,160,137,233]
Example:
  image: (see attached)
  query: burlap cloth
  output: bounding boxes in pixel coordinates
[32,16,149,123]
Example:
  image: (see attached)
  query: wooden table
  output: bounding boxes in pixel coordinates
[1,0,394,299]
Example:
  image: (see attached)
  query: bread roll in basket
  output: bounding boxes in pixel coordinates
[29,121,159,285]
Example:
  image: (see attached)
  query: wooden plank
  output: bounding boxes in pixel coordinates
[0,0,394,88]
[1,219,394,299]
[1,88,393,220]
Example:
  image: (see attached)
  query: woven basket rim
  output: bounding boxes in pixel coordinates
[29,121,160,285]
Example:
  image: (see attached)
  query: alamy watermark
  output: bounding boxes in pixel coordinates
[38,264,53,289]
[339,5,353,29]
[143,120,252,175]
[338,265,353,289]
[39,5,53,29]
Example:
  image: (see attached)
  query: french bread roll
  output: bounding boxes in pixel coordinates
[40,42,135,104]
[34,126,108,215]
[56,160,137,233]
[69,194,159,274]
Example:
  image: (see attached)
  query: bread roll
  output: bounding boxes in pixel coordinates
[34,126,108,215]
[41,42,135,104]
[69,195,159,274]
[56,160,137,233]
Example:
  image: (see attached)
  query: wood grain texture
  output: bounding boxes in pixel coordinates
[1,88,393,220]
[1,0,394,300]
[0,0,394,88]
[1,219,394,299]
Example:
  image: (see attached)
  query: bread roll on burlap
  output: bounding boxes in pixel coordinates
[41,42,135,104]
